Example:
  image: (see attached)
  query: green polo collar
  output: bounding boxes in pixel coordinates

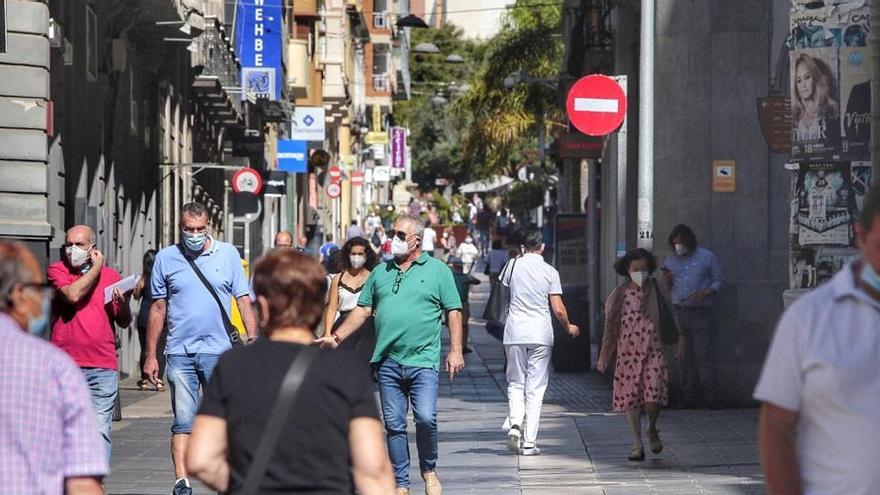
[394,251,431,269]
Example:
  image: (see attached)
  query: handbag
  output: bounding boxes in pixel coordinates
[239,347,318,495]
[654,279,679,345]
[176,244,243,347]
[481,257,518,327]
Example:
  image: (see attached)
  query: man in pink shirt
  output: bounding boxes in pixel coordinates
[48,225,132,460]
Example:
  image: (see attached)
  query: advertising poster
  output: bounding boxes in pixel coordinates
[235,0,284,101]
[554,214,588,286]
[789,5,871,161]
[815,247,860,284]
[795,161,852,246]
[851,162,873,219]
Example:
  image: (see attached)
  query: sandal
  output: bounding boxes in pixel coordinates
[155,380,165,392]
[137,379,151,390]
[649,429,663,454]
[628,446,645,461]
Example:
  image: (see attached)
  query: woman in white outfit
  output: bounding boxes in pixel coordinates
[501,229,580,456]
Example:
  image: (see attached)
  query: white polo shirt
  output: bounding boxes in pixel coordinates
[501,253,563,346]
[753,261,880,495]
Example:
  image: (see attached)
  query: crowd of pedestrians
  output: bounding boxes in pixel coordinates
[4,185,880,494]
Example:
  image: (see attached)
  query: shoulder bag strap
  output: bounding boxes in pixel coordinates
[504,257,519,285]
[176,244,234,325]
[240,346,319,495]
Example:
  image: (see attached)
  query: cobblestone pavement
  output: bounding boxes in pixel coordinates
[107,268,764,494]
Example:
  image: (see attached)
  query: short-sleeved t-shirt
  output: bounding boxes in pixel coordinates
[48,263,123,370]
[198,342,378,494]
[501,253,563,346]
[753,262,880,495]
[151,238,249,355]
[358,253,462,369]
[422,228,437,251]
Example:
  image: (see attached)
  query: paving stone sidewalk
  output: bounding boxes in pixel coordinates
[107,269,764,494]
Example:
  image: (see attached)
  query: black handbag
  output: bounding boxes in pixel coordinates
[654,279,679,345]
[177,244,243,347]
[481,257,518,327]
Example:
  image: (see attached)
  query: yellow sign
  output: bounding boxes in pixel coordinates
[365,131,389,145]
[712,160,736,193]
[372,104,382,132]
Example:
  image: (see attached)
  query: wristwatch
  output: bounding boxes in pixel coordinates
[333,333,343,345]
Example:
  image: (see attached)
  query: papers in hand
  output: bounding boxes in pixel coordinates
[104,274,140,304]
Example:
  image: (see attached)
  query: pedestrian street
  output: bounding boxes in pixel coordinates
[107,275,764,495]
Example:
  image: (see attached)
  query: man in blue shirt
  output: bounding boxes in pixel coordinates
[320,233,339,261]
[143,202,257,495]
[662,224,724,409]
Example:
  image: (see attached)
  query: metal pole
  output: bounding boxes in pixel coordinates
[586,159,600,347]
[615,75,628,258]
[872,0,880,182]
[637,0,654,250]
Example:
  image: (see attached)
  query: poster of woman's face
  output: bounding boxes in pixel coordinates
[791,50,841,158]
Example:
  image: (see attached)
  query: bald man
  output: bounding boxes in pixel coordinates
[274,230,294,249]
[48,225,132,460]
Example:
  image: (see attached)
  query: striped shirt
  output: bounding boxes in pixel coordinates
[0,312,108,493]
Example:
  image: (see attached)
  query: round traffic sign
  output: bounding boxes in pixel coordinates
[565,75,627,137]
[351,172,365,187]
[328,166,342,183]
[231,168,263,195]
[326,182,342,199]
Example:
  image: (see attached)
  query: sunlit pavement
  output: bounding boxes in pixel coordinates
[107,269,764,494]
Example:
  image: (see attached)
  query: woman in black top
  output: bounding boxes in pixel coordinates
[323,237,378,362]
[186,251,394,494]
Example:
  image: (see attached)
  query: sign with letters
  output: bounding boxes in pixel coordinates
[235,0,283,101]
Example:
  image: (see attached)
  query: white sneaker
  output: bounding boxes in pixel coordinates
[506,426,522,453]
[521,445,541,456]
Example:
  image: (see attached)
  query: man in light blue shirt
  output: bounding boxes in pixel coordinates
[662,224,724,409]
[143,202,257,495]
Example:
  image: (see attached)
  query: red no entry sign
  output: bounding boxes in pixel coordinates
[328,166,342,183]
[351,171,365,187]
[565,75,627,137]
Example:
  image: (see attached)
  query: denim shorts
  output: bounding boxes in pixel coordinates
[166,353,221,434]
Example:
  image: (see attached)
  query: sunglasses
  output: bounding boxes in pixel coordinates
[388,230,411,242]
[393,270,403,294]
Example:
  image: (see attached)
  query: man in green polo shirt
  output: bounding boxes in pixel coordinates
[318,214,465,495]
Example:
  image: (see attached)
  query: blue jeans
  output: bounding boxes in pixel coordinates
[166,353,221,434]
[81,367,118,461]
[376,358,439,488]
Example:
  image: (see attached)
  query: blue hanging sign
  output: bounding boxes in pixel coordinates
[277,140,308,173]
[235,0,283,101]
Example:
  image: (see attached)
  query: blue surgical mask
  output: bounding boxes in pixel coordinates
[183,232,208,252]
[860,263,880,294]
[28,292,52,338]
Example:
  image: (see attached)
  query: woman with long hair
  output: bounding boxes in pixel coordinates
[597,249,684,461]
[133,249,165,391]
[324,237,378,361]
[792,52,840,141]
[186,250,394,494]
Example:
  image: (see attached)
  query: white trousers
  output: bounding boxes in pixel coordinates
[505,344,552,446]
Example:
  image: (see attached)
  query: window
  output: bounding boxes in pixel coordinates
[86,5,98,80]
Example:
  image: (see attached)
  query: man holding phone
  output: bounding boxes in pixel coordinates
[662,224,724,409]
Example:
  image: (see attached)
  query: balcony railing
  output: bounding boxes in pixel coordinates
[191,18,242,120]
[372,12,389,30]
[372,74,390,92]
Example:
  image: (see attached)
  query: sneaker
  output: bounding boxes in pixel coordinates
[521,445,542,456]
[172,478,192,495]
[396,488,411,495]
[422,470,442,495]
[506,425,522,453]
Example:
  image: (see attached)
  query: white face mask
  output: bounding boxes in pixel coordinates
[65,245,90,269]
[630,271,649,287]
[674,243,689,256]
[391,237,411,257]
[350,255,366,270]
[464,237,473,244]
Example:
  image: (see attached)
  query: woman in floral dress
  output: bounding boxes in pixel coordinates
[597,249,685,461]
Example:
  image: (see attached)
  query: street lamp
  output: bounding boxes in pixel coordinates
[445,53,465,64]
[396,14,429,29]
[414,42,441,53]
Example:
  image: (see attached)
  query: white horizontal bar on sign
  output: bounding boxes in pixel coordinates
[278,152,305,159]
[574,98,619,113]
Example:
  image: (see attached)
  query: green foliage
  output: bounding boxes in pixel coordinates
[505,181,545,215]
